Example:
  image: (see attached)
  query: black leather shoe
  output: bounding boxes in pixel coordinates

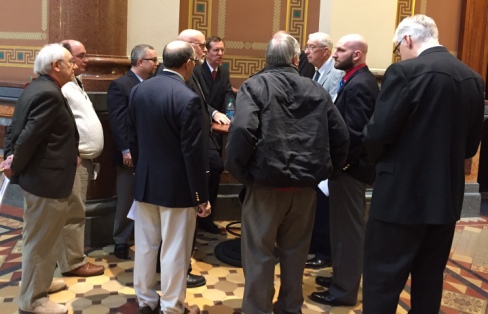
[199,220,221,234]
[114,243,129,259]
[305,257,331,269]
[315,275,333,288]
[136,303,160,314]
[310,291,355,306]
[187,273,206,288]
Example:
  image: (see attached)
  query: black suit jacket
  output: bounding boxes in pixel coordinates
[107,69,141,166]
[334,66,379,184]
[364,46,484,224]
[193,62,234,151]
[7,75,79,198]
[128,71,209,207]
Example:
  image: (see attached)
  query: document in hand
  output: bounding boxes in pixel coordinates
[0,171,10,206]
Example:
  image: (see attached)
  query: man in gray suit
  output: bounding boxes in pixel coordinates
[304,32,344,269]
[305,32,344,101]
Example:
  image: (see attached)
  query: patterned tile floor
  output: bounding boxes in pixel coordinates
[0,203,487,314]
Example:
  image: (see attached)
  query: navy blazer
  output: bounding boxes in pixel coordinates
[364,46,484,224]
[128,71,209,207]
[334,66,379,184]
[8,75,79,198]
[107,69,141,166]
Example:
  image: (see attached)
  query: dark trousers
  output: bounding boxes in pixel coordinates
[309,187,331,261]
[363,218,455,314]
[198,148,224,225]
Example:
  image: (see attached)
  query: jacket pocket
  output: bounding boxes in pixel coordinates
[40,159,65,169]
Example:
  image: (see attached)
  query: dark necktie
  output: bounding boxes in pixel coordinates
[212,70,217,80]
[76,77,84,90]
[313,71,321,82]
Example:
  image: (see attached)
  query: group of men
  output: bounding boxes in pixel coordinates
[1,13,484,314]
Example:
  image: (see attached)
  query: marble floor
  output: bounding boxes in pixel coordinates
[0,203,487,314]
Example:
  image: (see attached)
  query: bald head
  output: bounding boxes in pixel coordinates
[178,29,207,63]
[333,34,368,71]
[163,40,196,80]
[61,39,88,75]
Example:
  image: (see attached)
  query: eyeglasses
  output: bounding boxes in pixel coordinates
[305,45,325,52]
[189,57,200,64]
[393,38,404,56]
[142,57,158,63]
[74,53,89,60]
[190,42,206,50]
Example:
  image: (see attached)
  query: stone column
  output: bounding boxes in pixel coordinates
[49,0,131,246]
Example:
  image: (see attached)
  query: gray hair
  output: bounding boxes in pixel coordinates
[34,43,66,75]
[163,40,194,69]
[308,32,334,51]
[130,44,155,66]
[394,14,439,44]
[266,32,300,66]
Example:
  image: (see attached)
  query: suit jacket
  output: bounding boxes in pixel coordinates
[128,70,209,207]
[334,66,379,184]
[317,57,344,102]
[364,46,484,224]
[107,69,141,166]
[8,75,79,198]
[193,62,234,151]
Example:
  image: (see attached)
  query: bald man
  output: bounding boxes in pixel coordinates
[59,40,105,278]
[156,29,210,288]
[310,34,379,306]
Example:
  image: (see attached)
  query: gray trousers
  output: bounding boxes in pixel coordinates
[57,159,92,272]
[328,173,366,305]
[113,165,134,244]
[241,185,316,314]
[20,191,68,310]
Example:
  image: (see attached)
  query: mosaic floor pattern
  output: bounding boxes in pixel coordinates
[0,203,487,314]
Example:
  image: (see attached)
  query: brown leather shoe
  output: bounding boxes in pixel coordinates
[62,262,104,277]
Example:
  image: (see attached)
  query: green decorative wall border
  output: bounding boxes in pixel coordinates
[188,0,212,37]
[286,0,308,47]
[0,0,48,40]
[0,46,40,68]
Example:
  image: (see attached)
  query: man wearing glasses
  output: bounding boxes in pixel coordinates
[59,40,105,278]
[303,32,344,272]
[193,35,235,234]
[156,29,210,289]
[363,15,484,313]
[108,44,159,260]
[3,44,79,314]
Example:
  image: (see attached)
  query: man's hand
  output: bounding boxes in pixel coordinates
[197,201,211,217]
[122,152,133,168]
[213,112,230,125]
[1,155,14,178]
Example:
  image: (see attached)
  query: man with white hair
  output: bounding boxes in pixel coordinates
[305,32,344,101]
[226,31,349,314]
[362,15,484,313]
[2,43,79,314]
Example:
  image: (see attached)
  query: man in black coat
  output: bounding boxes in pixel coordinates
[107,44,159,259]
[128,40,208,314]
[311,34,379,307]
[362,15,484,314]
[193,35,235,233]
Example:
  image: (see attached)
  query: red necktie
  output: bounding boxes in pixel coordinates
[212,70,217,80]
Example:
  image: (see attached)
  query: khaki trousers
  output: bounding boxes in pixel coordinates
[134,201,197,314]
[20,191,69,310]
[57,159,92,272]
